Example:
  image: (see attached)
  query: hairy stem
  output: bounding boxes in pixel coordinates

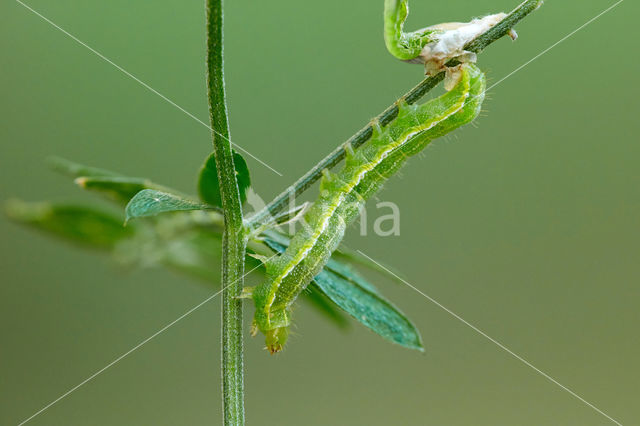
[249,0,542,226]
[206,0,246,424]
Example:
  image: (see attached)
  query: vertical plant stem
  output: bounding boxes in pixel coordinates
[205,1,245,425]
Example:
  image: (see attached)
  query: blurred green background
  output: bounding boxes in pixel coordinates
[1,0,638,424]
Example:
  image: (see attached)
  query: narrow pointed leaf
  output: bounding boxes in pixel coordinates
[324,257,379,294]
[49,157,184,205]
[5,200,132,249]
[313,269,423,350]
[48,156,121,178]
[198,150,251,207]
[125,189,215,222]
[75,176,154,204]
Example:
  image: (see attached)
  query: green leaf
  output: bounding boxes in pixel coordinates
[48,156,121,178]
[75,176,153,204]
[5,200,132,249]
[261,236,422,350]
[313,268,423,351]
[198,150,251,207]
[125,189,215,223]
[49,157,185,205]
[324,257,379,294]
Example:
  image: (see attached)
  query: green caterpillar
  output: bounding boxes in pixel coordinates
[251,63,486,352]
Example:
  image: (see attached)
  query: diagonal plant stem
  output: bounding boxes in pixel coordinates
[205,0,246,425]
[248,0,542,226]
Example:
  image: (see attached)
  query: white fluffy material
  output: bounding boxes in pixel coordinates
[418,13,507,74]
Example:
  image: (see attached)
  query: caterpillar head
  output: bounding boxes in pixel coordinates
[249,319,288,354]
[265,326,289,354]
[251,282,292,353]
[258,307,290,353]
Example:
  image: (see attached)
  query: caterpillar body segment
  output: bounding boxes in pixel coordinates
[252,64,486,353]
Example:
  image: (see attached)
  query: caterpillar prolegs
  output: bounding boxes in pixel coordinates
[252,63,486,352]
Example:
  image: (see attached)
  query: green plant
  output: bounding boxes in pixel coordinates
[6,1,542,424]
